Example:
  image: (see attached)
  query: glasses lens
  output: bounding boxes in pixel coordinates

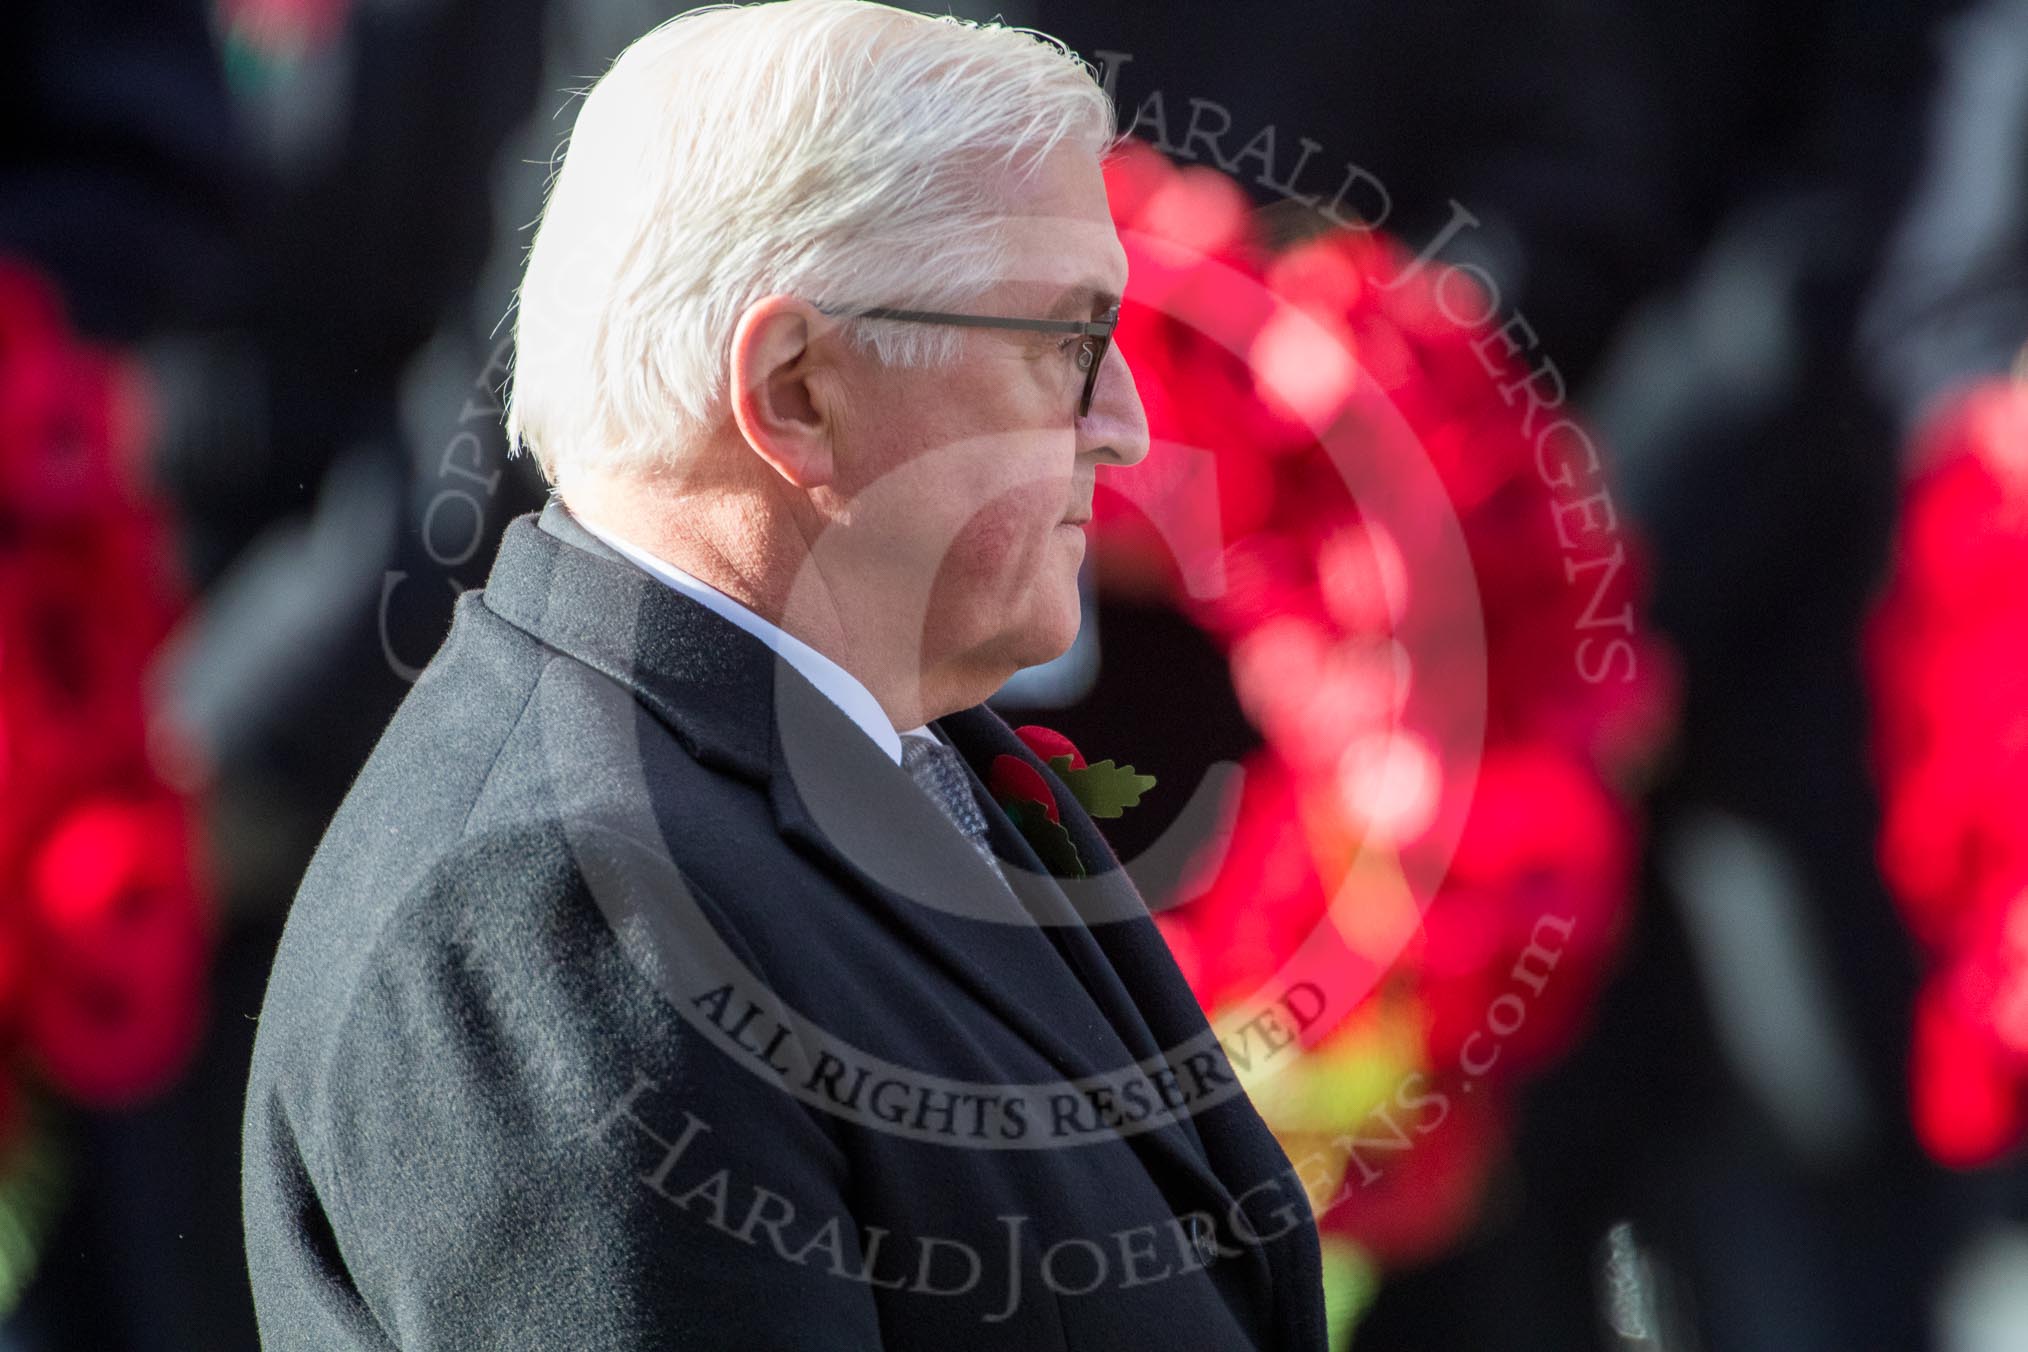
[1078,336,1108,417]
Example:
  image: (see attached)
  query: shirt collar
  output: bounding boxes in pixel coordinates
[573,517,932,765]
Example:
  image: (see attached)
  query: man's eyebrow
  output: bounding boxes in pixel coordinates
[1044,284,1123,320]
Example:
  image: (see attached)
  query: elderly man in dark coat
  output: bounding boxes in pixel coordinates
[240,2,1328,1347]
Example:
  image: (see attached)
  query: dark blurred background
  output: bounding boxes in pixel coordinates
[3,1,2026,1348]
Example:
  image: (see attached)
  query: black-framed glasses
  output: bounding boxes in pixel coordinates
[819,302,1121,418]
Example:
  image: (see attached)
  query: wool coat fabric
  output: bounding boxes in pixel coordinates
[241,500,1328,1350]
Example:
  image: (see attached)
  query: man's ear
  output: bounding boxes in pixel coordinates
[729,296,839,489]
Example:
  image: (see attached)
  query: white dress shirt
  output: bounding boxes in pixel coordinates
[575,515,938,765]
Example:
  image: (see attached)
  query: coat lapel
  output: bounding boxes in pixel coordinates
[765,664,1150,1087]
[937,705,1300,1308]
[771,682,1288,1303]
[942,711,1327,1349]
[935,707,1210,1078]
[484,505,1292,1321]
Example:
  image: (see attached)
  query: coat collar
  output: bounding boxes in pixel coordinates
[480,503,1301,1325]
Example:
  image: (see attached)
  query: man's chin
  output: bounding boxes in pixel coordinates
[957,615,1073,681]
[1008,611,1082,673]
[937,588,1083,691]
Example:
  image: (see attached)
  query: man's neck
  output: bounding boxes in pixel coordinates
[556,490,999,730]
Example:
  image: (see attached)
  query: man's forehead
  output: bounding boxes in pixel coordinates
[991,215,1129,306]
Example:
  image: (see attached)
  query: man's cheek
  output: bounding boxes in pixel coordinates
[930,511,1037,613]
[955,492,1035,559]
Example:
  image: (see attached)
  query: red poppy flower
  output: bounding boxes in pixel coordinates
[1014,725,1087,771]
[988,755,1058,824]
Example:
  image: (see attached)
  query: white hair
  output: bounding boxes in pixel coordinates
[504,0,1117,484]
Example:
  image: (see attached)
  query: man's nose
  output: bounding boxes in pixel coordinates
[1079,339,1150,468]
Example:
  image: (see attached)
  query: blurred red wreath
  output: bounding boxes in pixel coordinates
[1088,141,1677,1313]
[1865,376,2028,1169]
[0,256,213,1134]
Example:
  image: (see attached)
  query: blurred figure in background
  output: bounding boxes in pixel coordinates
[0,2,250,1347]
[2,0,549,1346]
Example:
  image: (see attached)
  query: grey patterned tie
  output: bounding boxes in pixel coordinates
[899,735,1010,886]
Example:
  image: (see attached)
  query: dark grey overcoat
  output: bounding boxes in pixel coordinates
[241,500,1328,1350]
